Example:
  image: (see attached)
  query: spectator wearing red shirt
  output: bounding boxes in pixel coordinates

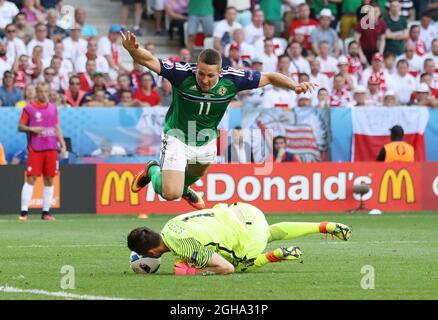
[288,3,319,51]
[133,72,161,106]
[354,4,387,64]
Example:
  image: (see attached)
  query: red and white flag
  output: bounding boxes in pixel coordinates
[352,107,429,161]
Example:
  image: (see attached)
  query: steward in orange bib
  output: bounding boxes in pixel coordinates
[377,125,415,162]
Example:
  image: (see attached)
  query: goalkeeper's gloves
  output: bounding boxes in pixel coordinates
[174,261,200,276]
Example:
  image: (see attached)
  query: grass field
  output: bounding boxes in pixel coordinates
[1,212,438,300]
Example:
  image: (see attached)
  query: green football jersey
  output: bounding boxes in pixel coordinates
[160,203,251,268]
[159,59,261,146]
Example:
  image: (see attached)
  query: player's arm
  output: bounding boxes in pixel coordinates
[259,72,318,94]
[120,31,161,74]
[175,253,235,276]
[17,110,43,134]
[55,124,67,156]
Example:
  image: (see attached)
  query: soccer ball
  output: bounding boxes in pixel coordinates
[130,251,161,274]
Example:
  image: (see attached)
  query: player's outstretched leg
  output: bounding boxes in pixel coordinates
[235,246,303,273]
[268,222,351,242]
[131,160,159,193]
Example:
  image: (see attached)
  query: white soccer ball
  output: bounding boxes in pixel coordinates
[130,251,161,274]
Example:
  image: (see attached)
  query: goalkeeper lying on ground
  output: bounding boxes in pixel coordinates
[127,202,351,275]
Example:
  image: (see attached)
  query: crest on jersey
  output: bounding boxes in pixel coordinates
[35,111,42,122]
[218,86,227,96]
[189,85,197,91]
[162,59,174,69]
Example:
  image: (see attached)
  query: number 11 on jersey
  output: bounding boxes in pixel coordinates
[199,102,211,115]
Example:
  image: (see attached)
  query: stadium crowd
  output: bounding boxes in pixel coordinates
[0,0,435,109]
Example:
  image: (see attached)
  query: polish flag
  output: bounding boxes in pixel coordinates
[352,107,429,161]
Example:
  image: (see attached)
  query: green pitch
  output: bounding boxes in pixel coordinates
[1,212,437,300]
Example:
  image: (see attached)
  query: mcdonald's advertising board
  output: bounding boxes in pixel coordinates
[96,163,438,214]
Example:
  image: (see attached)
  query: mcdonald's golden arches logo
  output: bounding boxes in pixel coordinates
[379,168,415,203]
[101,171,139,206]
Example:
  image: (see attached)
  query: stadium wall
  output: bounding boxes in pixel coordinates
[1,162,437,214]
[0,165,96,214]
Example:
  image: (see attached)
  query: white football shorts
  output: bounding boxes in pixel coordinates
[160,134,217,171]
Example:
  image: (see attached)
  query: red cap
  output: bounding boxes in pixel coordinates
[372,53,384,62]
[230,42,240,50]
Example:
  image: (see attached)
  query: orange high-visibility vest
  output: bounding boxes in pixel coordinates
[384,141,415,163]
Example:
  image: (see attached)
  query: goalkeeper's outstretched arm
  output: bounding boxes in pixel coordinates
[120,31,161,74]
[174,253,235,276]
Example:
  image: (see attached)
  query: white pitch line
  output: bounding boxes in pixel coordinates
[7,244,125,249]
[0,285,125,300]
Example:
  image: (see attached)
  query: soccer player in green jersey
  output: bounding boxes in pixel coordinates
[127,202,351,275]
[121,31,317,209]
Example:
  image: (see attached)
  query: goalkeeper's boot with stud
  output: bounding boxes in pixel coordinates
[131,160,159,193]
[182,187,205,210]
[269,246,303,263]
[321,222,351,241]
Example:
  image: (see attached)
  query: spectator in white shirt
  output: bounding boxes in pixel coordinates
[309,8,340,57]
[337,55,357,91]
[365,76,384,106]
[384,52,397,75]
[98,24,128,75]
[224,28,254,59]
[329,73,352,107]
[424,39,438,68]
[383,90,398,107]
[0,0,19,32]
[244,9,264,45]
[213,6,242,54]
[353,85,367,107]
[419,12,437,52]
[4,23,26,62]
[286,41,311,81]
[0,40,13,81]
[62,24,88,62]
[75,37,109,75]
[262,85,296,109]
[388,59,416,105]
[43,41,74,76]
[309,58,331,93]
[397,41,424,77]
[420,58,438,97]
[256,38,278,72]
[316,87,329,107]
[408,24,426,56]
[277,54,290,77]
[27,23,54,61]
[253,21,286,57]
[361,53,390,93]
[296,92,313,107]
[316,41,338,78]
